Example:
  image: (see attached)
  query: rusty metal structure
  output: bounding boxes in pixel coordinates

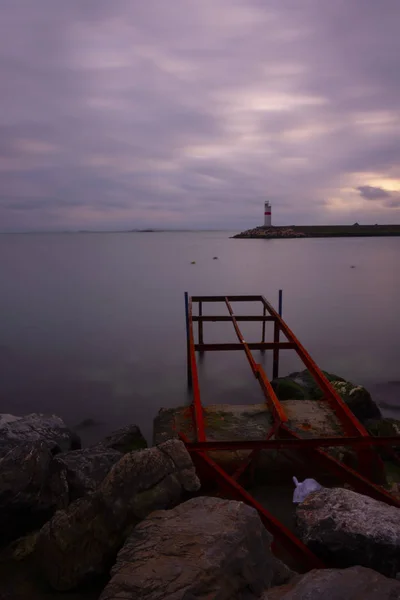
[181,292,400,571]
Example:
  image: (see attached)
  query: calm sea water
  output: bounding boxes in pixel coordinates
[1,232,399,444]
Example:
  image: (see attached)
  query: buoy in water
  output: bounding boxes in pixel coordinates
[191,261,196,264]
[213,256,218,260]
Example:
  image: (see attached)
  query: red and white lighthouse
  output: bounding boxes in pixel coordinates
[264,201,272,227]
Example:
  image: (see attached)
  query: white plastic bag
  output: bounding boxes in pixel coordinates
[292,476,322,503]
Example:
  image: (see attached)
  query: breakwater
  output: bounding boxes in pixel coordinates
[233,224,400,239]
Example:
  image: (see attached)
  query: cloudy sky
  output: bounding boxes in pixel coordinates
[1,0,400,231]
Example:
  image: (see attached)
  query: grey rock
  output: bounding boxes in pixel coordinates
[47,424,148,508]
[100,496,282,600]
[296,487,400,578]
[36,439,200,591]
[0,413,81,455]
[0,442,57,543]
[101,424,147,453]
[48,446,123,507]
[265,566,400,599]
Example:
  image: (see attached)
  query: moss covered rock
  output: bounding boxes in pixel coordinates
[272,370,345,401]
[331,381,381,423]
[365,418,400,464]
[271,378,306,400]
[365,417,400,438]
[272,370,381,423]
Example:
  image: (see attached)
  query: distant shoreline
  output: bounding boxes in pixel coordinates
[0,229,234,235]
[233,224,400,239]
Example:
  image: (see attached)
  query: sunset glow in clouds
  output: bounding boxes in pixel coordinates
[1,0,400,231]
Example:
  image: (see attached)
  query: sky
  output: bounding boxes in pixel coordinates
[1,0,400,232]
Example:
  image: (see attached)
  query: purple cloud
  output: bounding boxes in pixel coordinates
[356,184,400,209]
[357,186,391,200]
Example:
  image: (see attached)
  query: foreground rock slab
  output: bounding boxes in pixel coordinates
[37,439,200,591]
[100,496,285,600]
[265,566,400,600]
[0,413,80,455]
[154,402,346,482]
[296,487,400,578]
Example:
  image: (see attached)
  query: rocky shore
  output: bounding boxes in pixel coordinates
[0,372,399,599]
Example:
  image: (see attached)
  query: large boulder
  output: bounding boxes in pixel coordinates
[0,442,58,543]
[296,487,400,578]
[36,439,200,591]
[271,370,381,423]
[99,496,290,600]
[0,413,81,455]
[48,446,123,507]
[265,566,400,600]
[101,424,147,453]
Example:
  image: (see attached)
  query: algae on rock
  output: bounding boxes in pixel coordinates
[271,369,381,423]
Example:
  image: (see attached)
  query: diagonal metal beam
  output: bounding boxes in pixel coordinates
[189,448,326,571]
[224,297,287,424]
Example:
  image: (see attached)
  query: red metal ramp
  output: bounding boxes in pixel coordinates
[179,293,400,571]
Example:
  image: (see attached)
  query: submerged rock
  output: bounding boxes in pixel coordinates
[265,566,400,600]
[100,424,147,453]
[0,442,58,544]
[100,496,290,600]
[74,417,97,430]
[36,439,200,591]
[296,487,400,578]
[0,413,81,455]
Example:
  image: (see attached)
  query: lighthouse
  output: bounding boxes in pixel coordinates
[264,201,272,227]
